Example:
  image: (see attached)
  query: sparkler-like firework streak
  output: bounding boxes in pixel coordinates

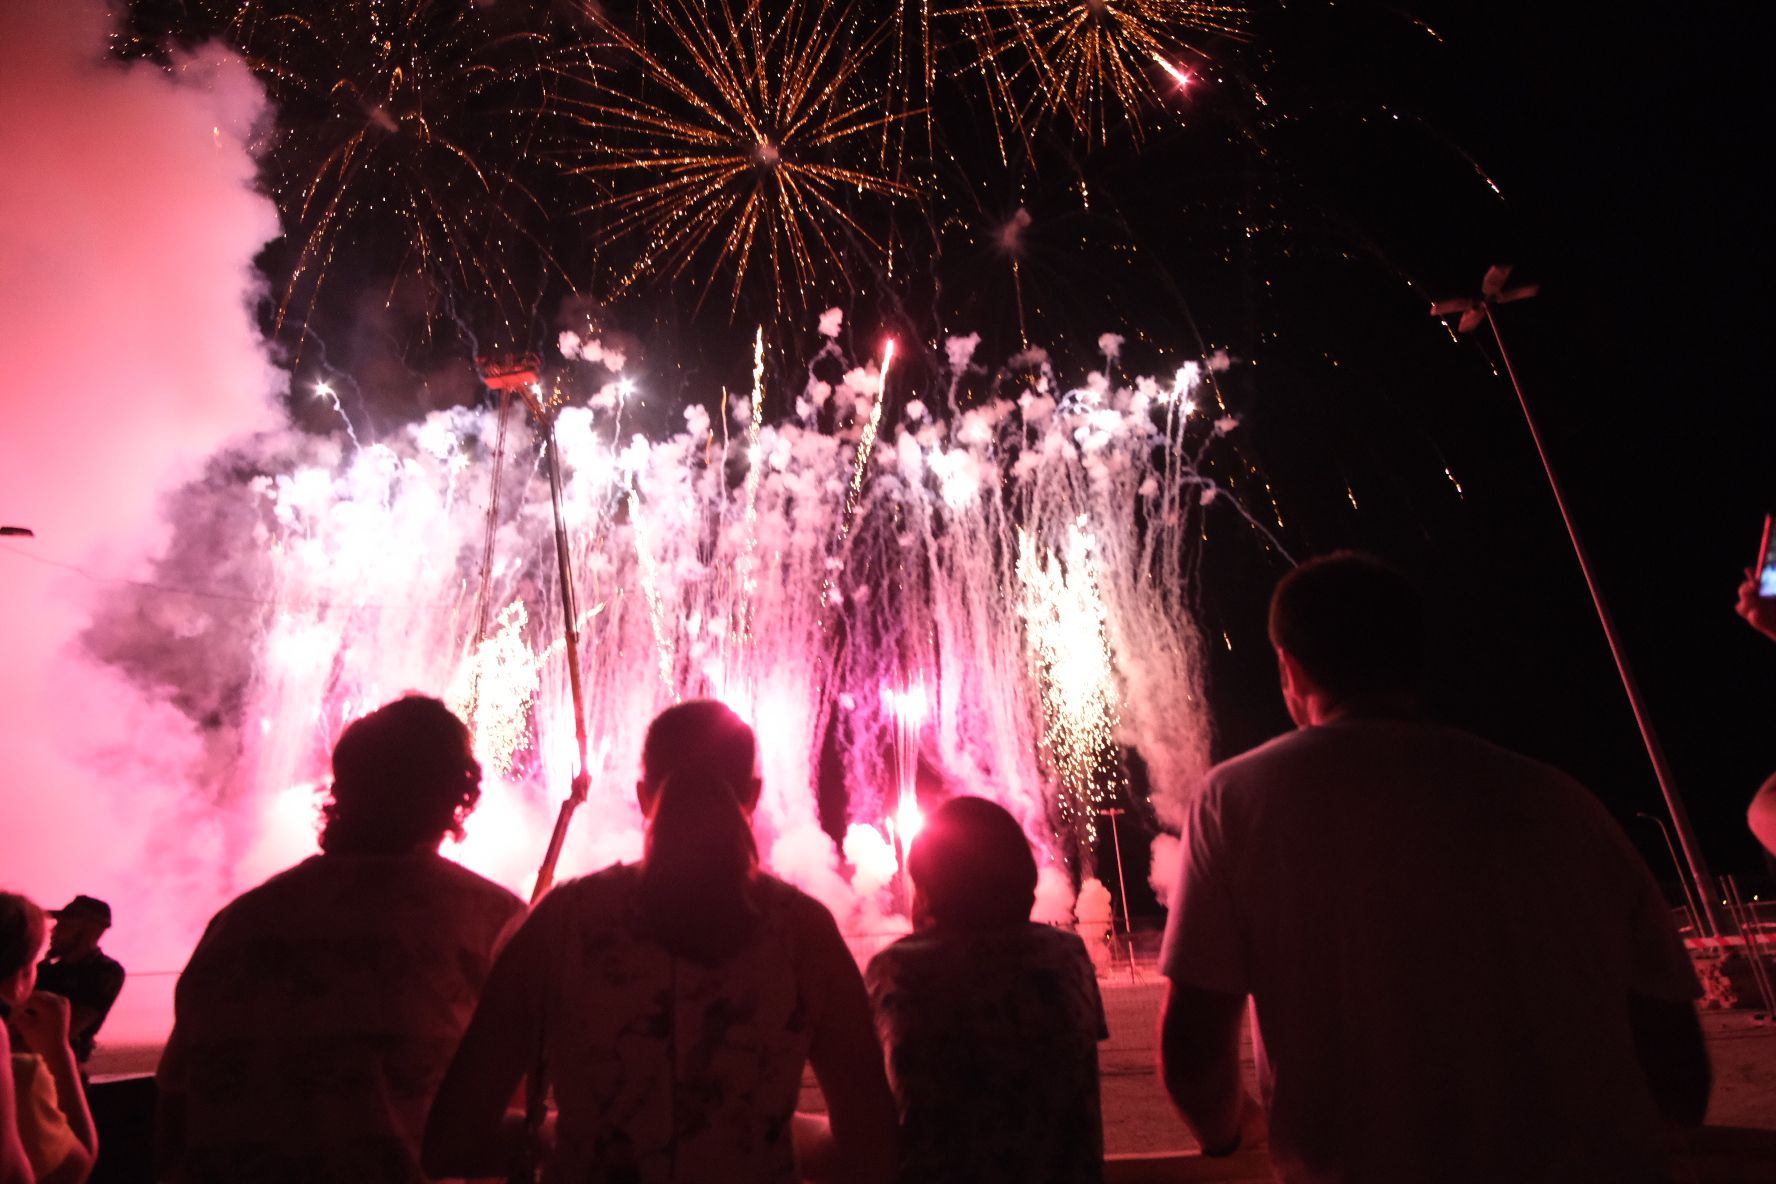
[560,0,922,316]
[234,331,1243,924]
[941,0,1243,143]
[1016,524,1123,849]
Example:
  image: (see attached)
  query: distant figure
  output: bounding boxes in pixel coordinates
[866,797,1107,1184]
[2,891,98,1184]
[1159,552,1711,1184]
[155,696,525,1183]
[1073,877,1116,977]
[34,896,123,1066]
[425,700,896,1184]
[1736,573,1776,854]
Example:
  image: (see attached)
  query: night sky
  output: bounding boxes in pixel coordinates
[1169,2,1776,899]
[121,1,1776,901]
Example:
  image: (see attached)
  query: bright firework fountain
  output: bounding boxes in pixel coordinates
[241,330,1229,931]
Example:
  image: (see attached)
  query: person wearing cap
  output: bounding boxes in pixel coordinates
[35,897,123,1066]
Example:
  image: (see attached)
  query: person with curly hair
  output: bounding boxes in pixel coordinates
[155,696,525,1183]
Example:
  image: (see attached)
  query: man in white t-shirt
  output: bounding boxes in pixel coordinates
[1158,552,1710,1184]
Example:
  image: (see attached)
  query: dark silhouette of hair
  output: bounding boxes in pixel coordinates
[638,700,761,964]
[908,797,1037,930]
[1268,551,1424,701]
[0,892,46,983]
[320,696,482,856]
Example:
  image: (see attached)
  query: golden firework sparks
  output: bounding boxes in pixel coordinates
[559,0,922,317]
[216,0,573,351]
[940,0,1244,145]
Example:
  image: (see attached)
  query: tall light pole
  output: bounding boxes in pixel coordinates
[1433,267,1724,938]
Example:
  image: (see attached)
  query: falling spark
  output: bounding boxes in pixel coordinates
[1153,54,1192,90]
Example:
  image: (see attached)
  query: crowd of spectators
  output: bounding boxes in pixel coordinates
[6,550,1754,1182]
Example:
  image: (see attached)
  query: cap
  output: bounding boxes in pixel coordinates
[50,896,111,927]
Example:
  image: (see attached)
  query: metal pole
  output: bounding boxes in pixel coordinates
[471,390,516,652]
[1723,877,1775,1016]
[527,397,592,904]
[1484,304,1725,938]
[1636,812,1704,943]
[1101,807,1139,978]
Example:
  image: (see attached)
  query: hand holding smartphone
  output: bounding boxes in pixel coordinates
[1742,516,1776,643]
[1759,514,1776,599]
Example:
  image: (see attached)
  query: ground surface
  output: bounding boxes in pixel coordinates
[93,965,1776,1154]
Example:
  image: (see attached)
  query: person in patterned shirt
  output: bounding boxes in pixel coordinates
[424,699,896,1184]
[866,796,1108,1184]
[155,696,525,1184]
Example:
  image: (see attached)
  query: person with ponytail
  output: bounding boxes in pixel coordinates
[424,700,896,1184]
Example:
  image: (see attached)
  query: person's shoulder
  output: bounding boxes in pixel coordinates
[421,853,526,910]
[867,928,939,969]
[1206,726,1319,781]
[756,874,851,949]
[756,871,835,917]
[202,854,328,925]
[529,863,640,921]
[1017,920,1092,957]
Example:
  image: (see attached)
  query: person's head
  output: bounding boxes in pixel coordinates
[0,893,46,1007]
[320,695,482,856]
[1268,551,1424,726]
[47,895,110,958]
[635,700,762,964]
[907,796,1038,931]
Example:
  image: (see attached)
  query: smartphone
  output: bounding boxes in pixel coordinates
[1760,514,1776,598]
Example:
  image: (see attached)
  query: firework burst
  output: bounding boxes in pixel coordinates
[559,0,922,318]
[210,0,575,351]
[941,0,1244,144]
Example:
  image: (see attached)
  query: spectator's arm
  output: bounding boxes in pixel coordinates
[1737,576,1776,643]
[12,994,96,1178]
[69,961,125,1048]
[1748,773,1776,857]
[802,905,896,1184]
[421,905,552,1179]
[1158,980,1255,1155]
[0,1026,35,1184]
[1629,992,1711,1127]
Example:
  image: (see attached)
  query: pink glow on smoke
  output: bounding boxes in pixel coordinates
[0,0,283,1017]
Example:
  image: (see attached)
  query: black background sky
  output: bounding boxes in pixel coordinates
[127,0,1776,903]
[1162,1,1776,905]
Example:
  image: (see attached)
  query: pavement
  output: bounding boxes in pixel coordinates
[90,963,1776,1157]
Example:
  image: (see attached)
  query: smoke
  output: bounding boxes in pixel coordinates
[0,0,284,1020]
[1148,833,1181,908]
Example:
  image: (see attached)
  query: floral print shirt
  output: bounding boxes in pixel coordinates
[484,866,861,1184]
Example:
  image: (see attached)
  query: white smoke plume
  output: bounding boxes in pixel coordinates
[0,1,284,1032]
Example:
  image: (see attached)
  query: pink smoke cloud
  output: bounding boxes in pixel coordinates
[0,0,284,1024]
